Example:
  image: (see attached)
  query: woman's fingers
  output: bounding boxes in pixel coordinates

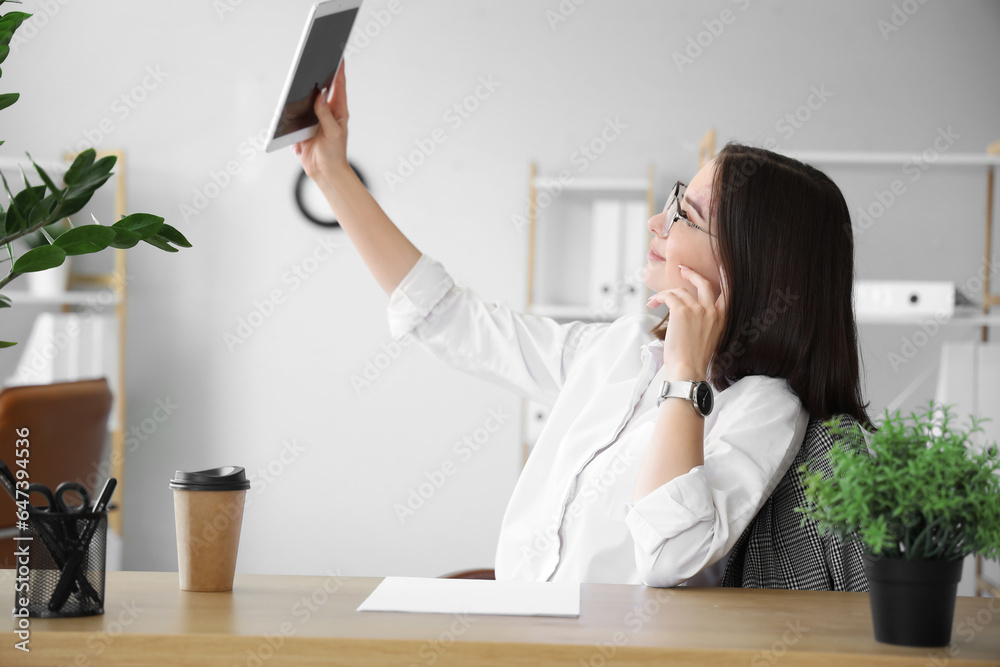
[678,265,716,312]
[314,85,337,136]
[647,287,695,309]
[331,59,348,121]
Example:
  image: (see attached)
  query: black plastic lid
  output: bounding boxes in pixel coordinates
[168,466,251,491]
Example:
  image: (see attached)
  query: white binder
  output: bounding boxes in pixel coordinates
[589,200,622,314]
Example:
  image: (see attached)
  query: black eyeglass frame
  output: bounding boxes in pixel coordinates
[660,181,716,238]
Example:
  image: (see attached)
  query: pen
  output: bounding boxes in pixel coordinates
[47,478,117,613]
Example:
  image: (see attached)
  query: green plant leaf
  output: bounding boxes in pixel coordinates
[0,45,8,67]
[56,193,91,218]
[0,30,12,47]
[0,92,16,112]
[156,223,192,248]
[62,149,96,186]
[2,199,24,234]
[113,213,163,239]
[11,244,65,273]
[141,235,178,252]
[53,224,115,256]
[64,170,113,202]
[0,11,31,31]
[108,226,141,249]
[12,183,49,227]
[26,153,61,198]
[0,341,16,348]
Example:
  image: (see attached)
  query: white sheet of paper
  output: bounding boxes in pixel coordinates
[356,576,580,617]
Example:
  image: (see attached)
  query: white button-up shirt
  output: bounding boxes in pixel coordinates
[387,253,809,587]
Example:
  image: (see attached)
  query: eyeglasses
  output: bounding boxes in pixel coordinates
[659,181,716,238]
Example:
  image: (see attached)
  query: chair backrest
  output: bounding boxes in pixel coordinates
[0,378,113,567]
[720,414,871,591]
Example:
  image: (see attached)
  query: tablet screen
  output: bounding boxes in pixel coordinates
[274,7,359,140]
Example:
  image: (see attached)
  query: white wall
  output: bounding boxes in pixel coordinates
[2,0,998,578]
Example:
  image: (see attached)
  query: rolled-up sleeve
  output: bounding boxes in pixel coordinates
[621,377,809,588]
[387,252,607,407]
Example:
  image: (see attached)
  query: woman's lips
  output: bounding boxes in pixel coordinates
[648,244,665,262]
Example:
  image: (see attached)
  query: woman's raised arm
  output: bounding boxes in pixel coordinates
[293,60,420,296]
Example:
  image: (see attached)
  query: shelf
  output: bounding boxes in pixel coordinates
[528,303,636,321]
[532,177,648,192]
[2,290,122,306]
[0,156,69,174]
[782,151,1000,167]
[857,306,1000,327]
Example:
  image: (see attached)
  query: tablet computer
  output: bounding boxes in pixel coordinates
[264,0,361,153]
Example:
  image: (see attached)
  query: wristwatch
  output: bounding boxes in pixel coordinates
[656,380,714,417]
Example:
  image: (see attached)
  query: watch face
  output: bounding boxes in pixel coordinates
[695,382,714,416]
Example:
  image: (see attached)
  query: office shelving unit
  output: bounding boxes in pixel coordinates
[520,161,656,466]
[0,150,129,537]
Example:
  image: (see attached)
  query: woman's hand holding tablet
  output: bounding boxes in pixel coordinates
[293,60,350,184]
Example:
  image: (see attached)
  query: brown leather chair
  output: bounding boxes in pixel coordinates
[0,378,113,568]
[440,568,495,580]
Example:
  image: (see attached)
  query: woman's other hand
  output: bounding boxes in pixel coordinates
[647,264,728,380]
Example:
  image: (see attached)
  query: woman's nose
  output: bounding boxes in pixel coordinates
[648,213,665,238]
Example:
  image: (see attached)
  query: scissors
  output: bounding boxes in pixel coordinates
[27,481,91,514]
[27,481,91,548]
[25,481,99,605]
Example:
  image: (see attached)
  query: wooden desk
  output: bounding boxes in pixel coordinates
[0,569,997,666]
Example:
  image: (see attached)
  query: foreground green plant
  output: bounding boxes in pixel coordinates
[795,401,1000,561]
[0,0,190,347]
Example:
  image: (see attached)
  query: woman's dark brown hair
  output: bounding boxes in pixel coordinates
[649,141,876,432]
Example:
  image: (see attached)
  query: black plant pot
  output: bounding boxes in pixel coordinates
[862,550,964,647]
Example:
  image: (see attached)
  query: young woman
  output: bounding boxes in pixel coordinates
[294,61,875,587]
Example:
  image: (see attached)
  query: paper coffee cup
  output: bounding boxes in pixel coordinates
[169,466,251,592]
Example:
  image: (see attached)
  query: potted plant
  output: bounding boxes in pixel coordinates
[795,401,1000,647]
[1,3,190,347]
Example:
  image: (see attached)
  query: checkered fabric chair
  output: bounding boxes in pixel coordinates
[720,414,871,591]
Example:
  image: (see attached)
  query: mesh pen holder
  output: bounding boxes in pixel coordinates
[15,509,107,618]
